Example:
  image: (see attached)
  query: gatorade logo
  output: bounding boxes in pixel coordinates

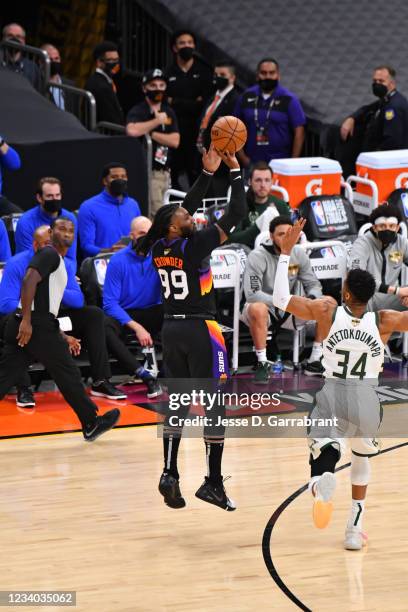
[306,178,323,196]
[395,172,408,189]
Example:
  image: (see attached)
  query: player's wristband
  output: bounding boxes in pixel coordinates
[395,287,400,296]
[202,169,214,176]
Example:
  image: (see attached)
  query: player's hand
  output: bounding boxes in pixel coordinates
[17,318,32,347]
[340,117,355,141]
[202,143,222,173]
[216,149,240,170]
[280,218,307,255]
[65,335,81,356]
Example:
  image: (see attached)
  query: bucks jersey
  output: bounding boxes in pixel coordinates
[322,306,384,380]
[152,225,221,316]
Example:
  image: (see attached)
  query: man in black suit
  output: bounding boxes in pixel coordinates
[41,44,77,115]
[85,41,124,126]
[197,60,239,197]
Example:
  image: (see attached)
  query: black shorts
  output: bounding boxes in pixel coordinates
[162,319,229,379]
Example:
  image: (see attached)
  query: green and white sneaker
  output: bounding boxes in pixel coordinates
[253,361,272,384]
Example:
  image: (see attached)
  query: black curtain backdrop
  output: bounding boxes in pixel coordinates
[0,68,148,213]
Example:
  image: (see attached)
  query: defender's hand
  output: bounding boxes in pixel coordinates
[280,218,307,255]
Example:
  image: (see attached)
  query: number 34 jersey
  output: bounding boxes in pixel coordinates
[152,226,221,317]
[322,306,384,380]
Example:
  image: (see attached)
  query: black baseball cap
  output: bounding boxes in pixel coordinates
[142,68,166,85]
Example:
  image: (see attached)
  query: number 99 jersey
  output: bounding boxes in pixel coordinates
[322,306,384,380]
[152,226,221,316]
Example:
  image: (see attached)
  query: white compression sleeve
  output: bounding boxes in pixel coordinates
[272,254,292,311]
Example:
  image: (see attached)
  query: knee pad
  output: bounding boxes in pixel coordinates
[350,453,371,486]
[310,444,340,477]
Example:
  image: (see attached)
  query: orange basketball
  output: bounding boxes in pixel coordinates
[211,116,247,154]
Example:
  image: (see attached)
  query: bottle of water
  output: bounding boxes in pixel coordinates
[272,354,283,374]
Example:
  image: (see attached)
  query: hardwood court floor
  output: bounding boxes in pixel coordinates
[0,426,407,611]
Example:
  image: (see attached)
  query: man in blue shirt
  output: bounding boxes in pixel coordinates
[0,135,22,214]
[0,224,127,406]
[15,177,78,265]
[103,216,163,398]
[78,162,141,258]
[235,57,306,167]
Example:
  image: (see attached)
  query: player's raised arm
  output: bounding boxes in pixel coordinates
[272,219,333,321]
[214,150,247,244]
[182,144,222,215]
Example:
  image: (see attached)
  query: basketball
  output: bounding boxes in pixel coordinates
[211,116,247,154]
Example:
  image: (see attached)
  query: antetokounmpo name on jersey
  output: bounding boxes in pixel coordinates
[154,256,184,269]
[326,328,381,357]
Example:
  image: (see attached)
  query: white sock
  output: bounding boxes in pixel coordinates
[309,342,323,363]
[255,348,267,363]
[347,499,365,530]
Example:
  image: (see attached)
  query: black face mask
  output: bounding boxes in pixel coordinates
[377,229,397,246]
[145,89,166,103]
[259,78,279,93]
[50,61,62,76]
[178,47,194,61]
[104,61,120,77]
[109,179,128,197]
[372,82,388,98]
[43,200,62,214]
[213,75,229,91]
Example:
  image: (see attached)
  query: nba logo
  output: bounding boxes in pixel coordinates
[311,200,326,226]
[401,192,408,218]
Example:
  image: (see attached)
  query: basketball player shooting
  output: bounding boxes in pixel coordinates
[273,218,408,550]
[137,144,246,512]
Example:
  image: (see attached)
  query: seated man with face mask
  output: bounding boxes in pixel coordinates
[78,162,141,259]
[15,176,77,265]
[348,203,408,313]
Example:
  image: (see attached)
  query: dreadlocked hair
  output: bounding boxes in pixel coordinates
[136,204,179,255]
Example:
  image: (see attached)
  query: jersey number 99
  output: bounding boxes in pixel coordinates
[159,269,189,300]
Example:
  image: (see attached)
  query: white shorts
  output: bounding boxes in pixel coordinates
[308,378,382,458]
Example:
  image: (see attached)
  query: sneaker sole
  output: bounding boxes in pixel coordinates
[313,472,336,529]
[253,378,270,385]
[195,489,236,511]
[84,410,121,442]
[158,483,186,509]
[90,390,127,400]
[304,369,324,377]
[147,389,163,399]
[16,402,36,408]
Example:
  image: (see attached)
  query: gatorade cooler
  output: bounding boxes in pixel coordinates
[269,157,342,208]
[355,150,408,213]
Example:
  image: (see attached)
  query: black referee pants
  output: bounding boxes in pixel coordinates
[59,306,111,382]
[0,314,97,428]
[0,314,31,388]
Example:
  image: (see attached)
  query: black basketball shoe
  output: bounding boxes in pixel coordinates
[158,472,186,509]
[195,476,236,511]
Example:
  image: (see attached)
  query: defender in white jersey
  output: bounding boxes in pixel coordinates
[273,218,408,550]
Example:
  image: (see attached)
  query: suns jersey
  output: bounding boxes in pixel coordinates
[152,225,221,316]
[322,306,384,380]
